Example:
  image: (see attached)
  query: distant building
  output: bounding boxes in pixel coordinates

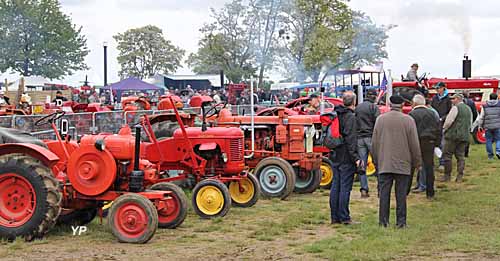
[148,74,229,90]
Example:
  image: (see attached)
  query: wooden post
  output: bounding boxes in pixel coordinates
[3,79,7,93]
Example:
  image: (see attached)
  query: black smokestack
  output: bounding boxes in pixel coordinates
[463,55,471,80]
[220,70,225,88]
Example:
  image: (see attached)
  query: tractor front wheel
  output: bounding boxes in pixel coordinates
[0,155,61,241]
[294,168,321,194]
[228,174,260,208]
[192,179,231,219]
[253,157,296,199]
[150,182,188,229]
[472,127,486,144]
[320,157,334,189]
[108,194,158,244]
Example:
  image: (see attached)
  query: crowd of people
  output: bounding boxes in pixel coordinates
[327,81,500,229]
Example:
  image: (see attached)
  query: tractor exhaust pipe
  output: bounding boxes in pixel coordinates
[245,77,255,159]
[463,55,471,80]
[130,125,144,192]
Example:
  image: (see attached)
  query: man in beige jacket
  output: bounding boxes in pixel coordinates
[372,95,422,228]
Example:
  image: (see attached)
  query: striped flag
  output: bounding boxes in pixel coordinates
[377,72,388,102]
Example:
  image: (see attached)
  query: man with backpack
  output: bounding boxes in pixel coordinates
[326,91,361,225]
[355,89,380,198]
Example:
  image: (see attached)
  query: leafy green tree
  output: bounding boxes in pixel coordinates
[114,25,185,79]
[0,0,89,79]
[187,0,257,83]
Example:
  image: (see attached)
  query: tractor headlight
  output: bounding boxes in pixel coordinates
[95,139,106,151]
[222,153,228,163]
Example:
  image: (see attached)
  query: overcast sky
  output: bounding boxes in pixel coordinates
[2,0,499,85]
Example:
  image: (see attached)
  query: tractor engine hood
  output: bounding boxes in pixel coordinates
[173,127,244,139]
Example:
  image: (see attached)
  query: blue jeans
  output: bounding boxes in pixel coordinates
[415,169,426,190]
[330,163,356,222]
[357,137,374,192]
[485,129,500,158]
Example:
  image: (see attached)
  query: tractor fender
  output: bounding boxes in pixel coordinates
[198,142,218,151]
[0,143,60,168]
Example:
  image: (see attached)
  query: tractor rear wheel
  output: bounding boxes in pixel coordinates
[253,157,296,200]
[0,155,61,241]
[192,179,231,219]
[320,157,334,189]
[108,194,158,244]
[294,168,321,194]
[150,182,188,229]
[228,174,260,208]
[58,208,98,226]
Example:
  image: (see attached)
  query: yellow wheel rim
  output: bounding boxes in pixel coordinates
[320,162,333,187]
[229,178,255,204]
[366,155,376,176]
[195,185,225,216]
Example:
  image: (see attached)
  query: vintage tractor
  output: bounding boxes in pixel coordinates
[0,111,189,243]
[194,96,322,199]
[122,96,152,112]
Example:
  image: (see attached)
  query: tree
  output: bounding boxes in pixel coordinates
[187,0,257,83]
[114,25,184,79]
[278,0,353,82]
[0,0,89,79]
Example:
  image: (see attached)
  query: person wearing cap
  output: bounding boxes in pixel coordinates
[409,94,440,199]
[354,89,380,198]
[304,94,320,114]
[431,81,452,169]
[405,63,420,81]
[476,93,500,160]
[329,91,361,225]
[0,91,10,105]
[441,93,472,182]
[52,90,68,102]
[372,95,421,228]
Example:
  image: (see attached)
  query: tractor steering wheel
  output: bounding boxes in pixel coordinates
[418,72,427,82]
[35,111,66,126]
[204,102,227,118]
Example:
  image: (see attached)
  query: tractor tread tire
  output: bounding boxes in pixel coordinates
[294,169,321,194]
[0,155,62,241]
[253,157,296,200]
[150,182,188,229]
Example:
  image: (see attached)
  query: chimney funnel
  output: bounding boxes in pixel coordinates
[463,55,471,80]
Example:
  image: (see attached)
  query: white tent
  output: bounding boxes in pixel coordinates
[3,76,52,92]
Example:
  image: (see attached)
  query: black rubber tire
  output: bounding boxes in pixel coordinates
[150,182,188,229]
[472,127,486,144]
[0,155,61,241]
[192,179,231,219]
[320,157,334,189]
[293,168,321,194]
[228,174,260,208]
[108,194,158,244]
[253,157,296,200]
[57,208,98,226]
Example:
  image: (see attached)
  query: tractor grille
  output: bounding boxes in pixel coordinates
[230,138,244,161]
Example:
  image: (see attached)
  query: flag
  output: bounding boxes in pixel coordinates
[377,72,388,102]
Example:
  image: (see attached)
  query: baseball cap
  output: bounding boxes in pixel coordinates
[450,93,464,100]
[434,82,446,89]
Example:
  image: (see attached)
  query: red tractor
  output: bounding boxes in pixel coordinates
[193,97,322,199]
[0,111,189,243]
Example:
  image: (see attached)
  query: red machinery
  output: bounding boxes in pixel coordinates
[0,111,190,243]
[157,95,183,110]
[226,83,247,105]
[122,96,151,112]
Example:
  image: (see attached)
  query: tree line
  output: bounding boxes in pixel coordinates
[0,0,392,88]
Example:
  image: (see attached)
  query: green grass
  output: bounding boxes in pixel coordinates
[304,145,500,260]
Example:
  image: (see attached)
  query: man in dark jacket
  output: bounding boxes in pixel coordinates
[330,91,360,225]
[431,82,452,168]
[354,89,380,197]
[442,94,472,182]
[409,95,440,199]
[373,95,421,228]
[463,91,478,157]
[477,93,500,160]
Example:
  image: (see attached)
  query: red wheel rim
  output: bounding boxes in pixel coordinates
[477,129,486,144]
[114,202,148,239]
[157,195,180,224]
[0,174,36,228]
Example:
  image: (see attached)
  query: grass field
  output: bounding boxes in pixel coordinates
[0,144,499,260]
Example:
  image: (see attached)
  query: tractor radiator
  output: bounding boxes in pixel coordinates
[230,138,244,161]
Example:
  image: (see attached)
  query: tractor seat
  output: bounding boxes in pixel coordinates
[0,127,47,148]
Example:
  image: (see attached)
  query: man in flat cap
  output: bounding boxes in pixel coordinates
[372,95,421,228]
[431,81,452,170]
[304,93,320,114]
[441,93,472,182]
[405,63,420,81]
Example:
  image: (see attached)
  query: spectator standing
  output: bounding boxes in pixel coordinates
[212,90,222,104]
[463,91,478,157]
[431,82,452,169]
[329,91,360,225]
[0,91,10,105]
[442,94,472,182]
[354,89,380,198]
[409,95,440,199]
[372,95,421,228]
[477,93,500,160]
[52,90,68,102]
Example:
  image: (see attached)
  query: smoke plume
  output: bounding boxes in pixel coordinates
[398,0,471,54]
